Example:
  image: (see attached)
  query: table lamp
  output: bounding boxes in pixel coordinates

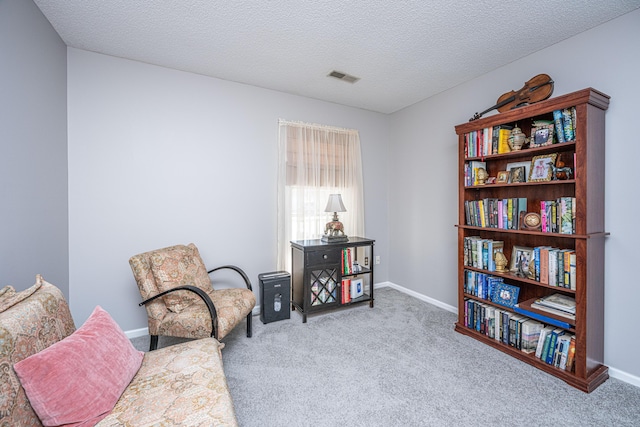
[322,194,348,242]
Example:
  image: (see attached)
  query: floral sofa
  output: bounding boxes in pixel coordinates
[0,275,238,426]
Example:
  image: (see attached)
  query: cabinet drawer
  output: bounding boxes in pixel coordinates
[306,249,341,266]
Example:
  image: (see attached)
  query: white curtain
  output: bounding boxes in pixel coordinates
[277,119,365,272]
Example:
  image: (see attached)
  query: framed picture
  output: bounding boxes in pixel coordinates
[496,171,510,183]
[491,282,520,308]
[509,166,526,183]
[529,153,558,182]
[506,161,530,183]
[350,278,364,299]
[531,123,554,147]
[510,245,534,273]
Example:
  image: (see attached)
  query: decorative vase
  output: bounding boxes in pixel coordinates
[508,126,528,151]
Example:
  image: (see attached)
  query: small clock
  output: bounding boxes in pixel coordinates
[520,212,542,231]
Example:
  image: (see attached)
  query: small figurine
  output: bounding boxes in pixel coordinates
[552,155,572,180]
[494,252,508,273]
[528,256,536,280]
[476,167,488,185]
[516,252,529,278]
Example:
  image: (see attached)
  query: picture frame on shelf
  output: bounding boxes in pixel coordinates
[506,161,530,183]
[496,171,510,183]
[531,122,555,147]
[509,166,526,183]
[491,282,520,308]
[510,245,534,273]
[529,153,558,182]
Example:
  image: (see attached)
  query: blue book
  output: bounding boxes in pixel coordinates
[553,110,566,143]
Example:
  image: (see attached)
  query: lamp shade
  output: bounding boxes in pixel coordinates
[324,194,346,212]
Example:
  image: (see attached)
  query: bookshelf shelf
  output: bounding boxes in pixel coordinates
[455,88,609,393]
[290,237,375,323]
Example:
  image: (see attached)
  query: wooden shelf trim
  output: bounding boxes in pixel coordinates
[455,224,608,240]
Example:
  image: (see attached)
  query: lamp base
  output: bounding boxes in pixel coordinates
[321,234,349,243]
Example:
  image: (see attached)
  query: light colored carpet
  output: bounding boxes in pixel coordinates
[132,287,640,426]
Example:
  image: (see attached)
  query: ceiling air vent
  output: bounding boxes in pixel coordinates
[328,70,360,84]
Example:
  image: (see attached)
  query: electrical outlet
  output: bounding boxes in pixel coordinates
[375,256,381,265]
[364,257,369,266]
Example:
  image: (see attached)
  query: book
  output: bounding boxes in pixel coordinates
[494,307,503,342]
[520,319,544,353]
[341,279,351,304]
[562,108,575,141]
[565,335,577,372]
[545,329,565,365]
[535,293,576,314]
[569,252,577,290]
[539,247,550,284]
[497,126,513,154]
[560,197,573,234]
[530,302,576,321]
[553,109,566,143]
[350,278,364,299]
[508,314,525,348]
[548,249,558,287]
[557,334,573,369]
[535,326,554,359]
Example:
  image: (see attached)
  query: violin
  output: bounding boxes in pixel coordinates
[470,74,554,121]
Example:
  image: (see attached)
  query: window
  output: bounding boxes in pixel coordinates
[277,120,365,271]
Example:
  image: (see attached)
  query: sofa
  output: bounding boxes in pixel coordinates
[0,275,238,426]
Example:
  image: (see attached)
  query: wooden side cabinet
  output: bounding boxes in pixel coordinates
[291,237,375,323]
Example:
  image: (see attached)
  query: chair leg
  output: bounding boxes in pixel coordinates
[246,313,252,338]
[149,335,159,351]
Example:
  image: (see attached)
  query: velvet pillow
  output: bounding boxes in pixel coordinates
[13,306,144,427]
[149,243,213,313]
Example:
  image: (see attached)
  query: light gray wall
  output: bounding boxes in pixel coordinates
[67,48,390,331]
[389,9,640,380]
[0,0,69,296]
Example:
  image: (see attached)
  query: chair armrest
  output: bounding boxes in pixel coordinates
[208,265,253,291]
[139,285,219,339]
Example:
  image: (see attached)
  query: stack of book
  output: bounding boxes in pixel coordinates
[531,293,576,320]
[463,125,513,158]
[553,108,577,143]
[535,327,576,372]
[463,237,504,271]
[464,198,527,229]
[540,197,575,234]
[531,246,576,290]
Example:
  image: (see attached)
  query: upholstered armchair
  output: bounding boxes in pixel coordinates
[129,243,256,350]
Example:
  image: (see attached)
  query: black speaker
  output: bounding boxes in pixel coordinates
[258,271,291,324]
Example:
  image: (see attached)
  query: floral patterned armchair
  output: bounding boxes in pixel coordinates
[129,243,256,350]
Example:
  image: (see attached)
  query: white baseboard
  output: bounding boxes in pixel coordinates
[125,327,149,339]
[609,367,640,388]
[376,281,457,314]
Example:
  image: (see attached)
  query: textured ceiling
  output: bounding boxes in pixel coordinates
[34,0,640,113]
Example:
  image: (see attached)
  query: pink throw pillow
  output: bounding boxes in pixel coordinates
[14,306,144,427]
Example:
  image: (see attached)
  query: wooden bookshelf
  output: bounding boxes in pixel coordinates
[454,88,609,392]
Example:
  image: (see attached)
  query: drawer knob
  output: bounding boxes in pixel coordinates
[323,254,328,259]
